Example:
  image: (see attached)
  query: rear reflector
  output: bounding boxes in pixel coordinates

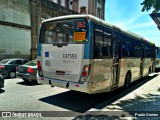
[75,84,79,87]
[79,64,91,83]
[41,78,44,80]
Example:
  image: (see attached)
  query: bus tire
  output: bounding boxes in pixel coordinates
[148,67,151,75]
[124,72,131,89]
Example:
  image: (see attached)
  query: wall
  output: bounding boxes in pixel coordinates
[0,0,31,60]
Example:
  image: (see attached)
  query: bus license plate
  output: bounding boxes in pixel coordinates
[56,71,65,75]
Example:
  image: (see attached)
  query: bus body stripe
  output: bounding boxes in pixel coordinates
[38,43,41,56]
[84,21,93,59]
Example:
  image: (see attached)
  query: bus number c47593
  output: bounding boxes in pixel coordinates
[63,54,77,59]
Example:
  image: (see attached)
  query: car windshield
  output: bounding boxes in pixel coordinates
[25,60,37,66]
[0,59,10,64]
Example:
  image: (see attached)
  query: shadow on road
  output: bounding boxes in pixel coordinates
[39,75,158,115]
[39,90,106,112]
[17,81,39,86]
[72,114,124,120]
[3,77,13,80]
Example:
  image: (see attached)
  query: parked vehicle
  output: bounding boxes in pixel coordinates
[0,58,29,78]
[0,73,4,89]
[16,59,37,83]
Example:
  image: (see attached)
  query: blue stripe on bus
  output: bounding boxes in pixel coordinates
[37,43,41,56]
[84,21,93,59]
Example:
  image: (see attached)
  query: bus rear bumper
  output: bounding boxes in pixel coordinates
[37,76,91,94]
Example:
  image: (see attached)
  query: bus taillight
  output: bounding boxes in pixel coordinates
[79,64,91,83]
[82,71,87,77]
[37,61,43,77]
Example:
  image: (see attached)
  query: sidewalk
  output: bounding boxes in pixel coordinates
[73,74,160,120]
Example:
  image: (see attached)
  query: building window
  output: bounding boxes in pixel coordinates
[72,0,78,12]
[65,0,70,8]
[97,7,101,18]
[57,0,61,5]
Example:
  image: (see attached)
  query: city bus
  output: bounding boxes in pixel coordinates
[37,14,156,94]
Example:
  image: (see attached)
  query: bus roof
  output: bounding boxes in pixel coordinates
[42,14,155,45]
[42,14,113,27]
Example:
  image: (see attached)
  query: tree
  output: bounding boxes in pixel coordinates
[141,0,160,13]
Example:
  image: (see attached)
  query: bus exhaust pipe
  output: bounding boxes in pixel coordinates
[49,80,54,87]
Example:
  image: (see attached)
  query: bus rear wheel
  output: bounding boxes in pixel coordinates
[124,72,131,89]
[148,67,151,75]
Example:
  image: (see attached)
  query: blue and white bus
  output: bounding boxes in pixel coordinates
[37,15,155,94]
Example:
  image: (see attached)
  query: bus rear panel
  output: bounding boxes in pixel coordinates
[37,17,93,93]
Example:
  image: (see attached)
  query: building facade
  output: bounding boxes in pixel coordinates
[49,0,105,19]
[0,0,105,60]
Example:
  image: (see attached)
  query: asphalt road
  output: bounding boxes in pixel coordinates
[0,73,160,120]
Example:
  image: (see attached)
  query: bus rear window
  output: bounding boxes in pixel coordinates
[40,19,88,44]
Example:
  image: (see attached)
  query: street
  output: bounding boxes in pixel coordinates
[0,73,160,120]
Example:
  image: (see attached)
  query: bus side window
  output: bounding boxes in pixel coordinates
[134,41,140,57]
[122,37,135,58]
[94,28,103,58]
[94,26,112,58]
[122,44,126,57]
[103,31,111,57]
[95,42,102,57]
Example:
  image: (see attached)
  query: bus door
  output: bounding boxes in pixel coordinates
[152,46,156,72]
[111,39,121,89]
[140,44,145,77]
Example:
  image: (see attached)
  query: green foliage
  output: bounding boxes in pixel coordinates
[141,0,160,13]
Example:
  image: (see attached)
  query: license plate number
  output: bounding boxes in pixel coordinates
[56,71,65,75]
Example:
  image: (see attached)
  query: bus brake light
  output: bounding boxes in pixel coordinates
[82,71,87,77]
[37,61,42,71]
[79,64,91,83]
[37,61,43,77]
